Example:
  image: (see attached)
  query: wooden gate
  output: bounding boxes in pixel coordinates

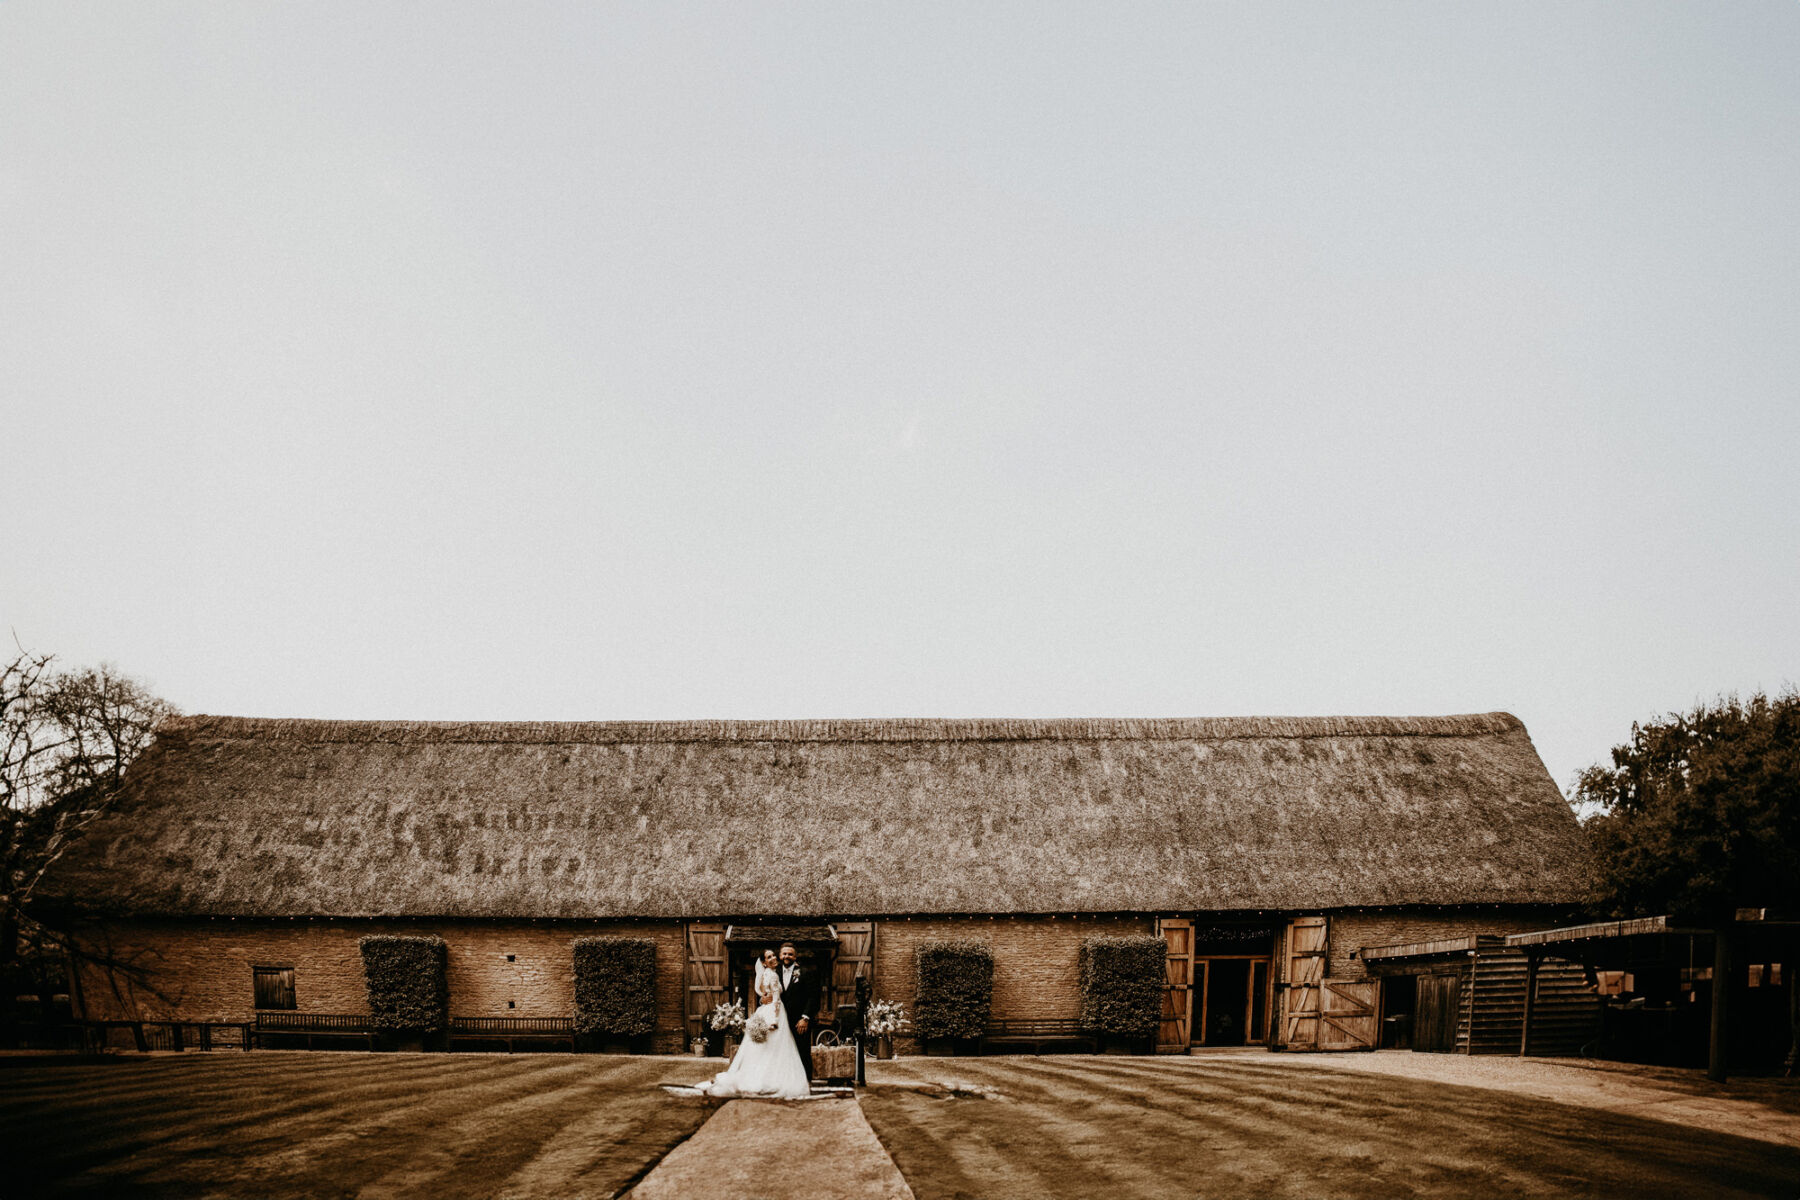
[1415,973,1461,1053]
[684,923,728,1041]
[1156,917,1194,1053]
[1318,980,1378,1050]
[830,921,874,1019]
[1281,916,1327,1048]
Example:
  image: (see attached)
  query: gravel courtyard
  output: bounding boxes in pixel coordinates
[860,1053,1800,1200]
[1,1051,1796,1199]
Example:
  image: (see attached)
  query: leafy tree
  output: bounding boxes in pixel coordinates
[1576,690,1800,923]
[1576,691,1799,1078]
[1,644,177,976]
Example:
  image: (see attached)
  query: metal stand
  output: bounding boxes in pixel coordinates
[854,974,870,1088]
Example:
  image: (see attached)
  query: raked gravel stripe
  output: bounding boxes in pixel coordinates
[1280,1049,1800,1150]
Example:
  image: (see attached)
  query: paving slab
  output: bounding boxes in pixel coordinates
[627,1096,914,1200]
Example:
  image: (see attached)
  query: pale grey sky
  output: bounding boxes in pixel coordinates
[4,3,1796,794]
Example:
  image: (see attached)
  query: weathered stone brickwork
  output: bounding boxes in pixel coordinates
[71,918,690,1051]
[872,915,1153,1051]
[70,907,1571,1056]
[1324,909,1561,980]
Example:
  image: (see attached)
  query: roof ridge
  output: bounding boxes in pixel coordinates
[160,712,1525,744]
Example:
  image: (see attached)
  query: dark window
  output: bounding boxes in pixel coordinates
[253,966,296,1010]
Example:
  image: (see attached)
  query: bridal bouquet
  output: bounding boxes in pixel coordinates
[744,1009,777,1043]
[708,1000,745,1036]
[865,999,911,1038]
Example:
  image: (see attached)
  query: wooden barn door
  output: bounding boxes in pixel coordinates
[684,923,728,1042]
[1415,973,1461,1053]
[1281,916,1327,1049]
[1319,980,1378,1050]
[830,921,874,1020]
[1156,917,1195,1053]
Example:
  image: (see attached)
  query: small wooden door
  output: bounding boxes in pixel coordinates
[1156,917,1195,1053]
[1319,980,1379,1050]
[830,921,874,1019]
[1281,916,1327,1049]
[1415,973,1461,1053]
[685,923,728,1041]
[252,966,296,1010]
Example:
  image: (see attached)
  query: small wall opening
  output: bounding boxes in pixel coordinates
[1380,975,1415,1048]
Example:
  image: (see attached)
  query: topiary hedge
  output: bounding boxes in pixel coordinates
[1079,935,1167,1036]
[359,935,449,1033]
[913,939,994,1040]
[573,936,657,1038]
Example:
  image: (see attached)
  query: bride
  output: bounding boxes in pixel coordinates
[696,949,811,1099]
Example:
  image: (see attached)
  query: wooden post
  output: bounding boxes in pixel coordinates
[1519,952,1540,1057]
[1786,942,1798,1078]
[1708,927,1731,1083]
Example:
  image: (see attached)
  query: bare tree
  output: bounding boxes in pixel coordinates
[1,641,177,978]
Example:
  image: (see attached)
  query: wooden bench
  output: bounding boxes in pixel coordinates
[447,1016,576,1052]
[253,1012,376,1050]
[977,1019,1098,1054]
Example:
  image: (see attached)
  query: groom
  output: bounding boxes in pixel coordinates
[777,942,821,1083]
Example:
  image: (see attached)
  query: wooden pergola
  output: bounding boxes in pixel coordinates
[1506,911,1799,1082]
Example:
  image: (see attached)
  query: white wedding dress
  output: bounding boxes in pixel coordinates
[696,963,811,1099]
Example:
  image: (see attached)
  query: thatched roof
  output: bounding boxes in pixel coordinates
[44,713,1592,919]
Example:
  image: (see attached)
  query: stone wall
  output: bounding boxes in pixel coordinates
[1323,909,1562,981]
[69,918,690,1052]
[871,914,1155,1051]
[67,907,1572,1056]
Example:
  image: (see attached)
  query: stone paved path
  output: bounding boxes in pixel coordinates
[627,1097,914,1200]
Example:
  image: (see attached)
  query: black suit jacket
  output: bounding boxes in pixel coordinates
[779,963,822,1028]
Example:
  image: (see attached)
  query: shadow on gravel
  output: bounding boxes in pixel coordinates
[0,1053,719,1200]
[860,1057,1800,1200]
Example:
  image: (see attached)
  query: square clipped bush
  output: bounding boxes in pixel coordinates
[573,936,657,1037]
[913,939,994,1040]
[1079,935,1167,1036]
[359,935,449,1033]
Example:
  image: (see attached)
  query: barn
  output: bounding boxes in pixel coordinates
[43,712,1597,1055]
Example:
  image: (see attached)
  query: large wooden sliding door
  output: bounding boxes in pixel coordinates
[1415,973,1461,1052]
[1281,916,1328,1048]
[830,921,874,1019]
[684,923,728,1042]
[1156,917,1195,1053]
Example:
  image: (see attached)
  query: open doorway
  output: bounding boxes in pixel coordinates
[721,925,837,1022]
[1204,960,1249,1044]
[1195,957,1273,1046]
[1379,975,1415,1048]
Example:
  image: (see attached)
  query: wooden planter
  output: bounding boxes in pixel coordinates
[875,1035,895,1060]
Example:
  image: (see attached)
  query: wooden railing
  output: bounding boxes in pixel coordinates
[67,1013,609,1054]
[79,1020,254,1052]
